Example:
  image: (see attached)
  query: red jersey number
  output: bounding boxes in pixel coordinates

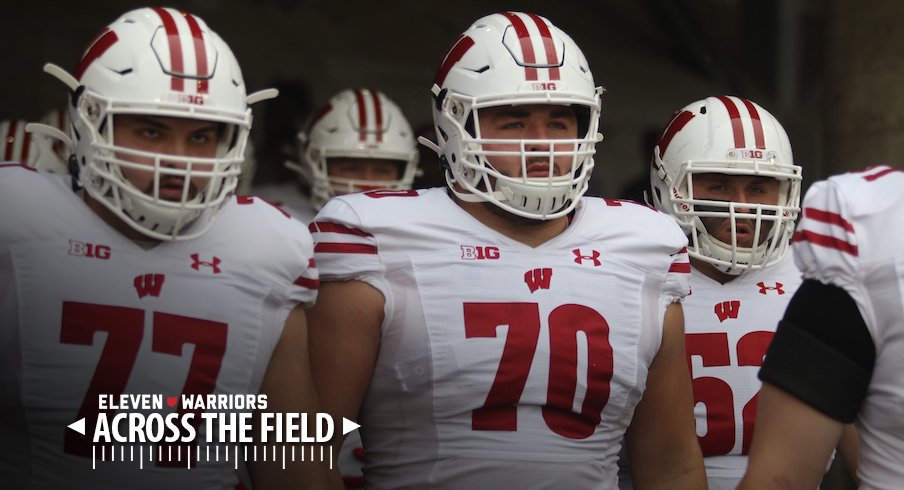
[464,302,614,440]
[685,330,773,455]
[60,301,227,464]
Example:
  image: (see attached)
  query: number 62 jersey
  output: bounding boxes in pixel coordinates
[311,188,690,490]
[0,166,318,490]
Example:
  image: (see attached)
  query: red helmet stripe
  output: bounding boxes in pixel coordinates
[181,11,209,94]
[502,12,538,81]
[3,120,18,161]
[74,29,118,81]
[354,89,368,142]
[434,35,474,87]
[307,103,333,133]
[152,7,185,92]
[526,13,560,81]
[739,98,766,149]
[715,96,745,148]
[657,110,695,159]
[369,89,384,143]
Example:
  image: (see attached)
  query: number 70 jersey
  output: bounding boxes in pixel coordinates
[311,188,690,490]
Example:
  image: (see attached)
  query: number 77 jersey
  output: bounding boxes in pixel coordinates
[311,188,690,490]
[0,168,317,489]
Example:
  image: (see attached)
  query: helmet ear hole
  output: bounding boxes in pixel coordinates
[463,114,476,138]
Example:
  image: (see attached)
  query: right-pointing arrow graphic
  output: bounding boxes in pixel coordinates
[68,418,86,435]
[342,417,360,435]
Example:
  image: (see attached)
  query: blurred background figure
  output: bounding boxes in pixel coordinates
[1,109,69,173]
[255,87,419,223]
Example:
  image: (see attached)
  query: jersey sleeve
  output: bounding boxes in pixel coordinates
[249,196,319,308]
[660,216,691,305]
[792,178,861,288]
[663,245,691,304]
[309,198,385,281]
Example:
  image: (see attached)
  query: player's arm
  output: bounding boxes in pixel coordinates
[625,302,706,490]
[837,424,861,486]
[249,305,334,490]
[737,384,843,490]
[306,280,384,486]
[739,279,874,489]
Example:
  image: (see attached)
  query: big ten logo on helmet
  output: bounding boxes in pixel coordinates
[531,82,557,91]
[740,149,764,159]
[68,240,111,260]
[179,94,206,106]
[461,245,501,260]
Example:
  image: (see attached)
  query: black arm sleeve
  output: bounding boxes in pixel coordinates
[758,279,876,423]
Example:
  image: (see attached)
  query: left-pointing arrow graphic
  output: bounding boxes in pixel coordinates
[68,418,86,435]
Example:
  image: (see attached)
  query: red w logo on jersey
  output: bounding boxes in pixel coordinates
[134,274,165,298]
[524,268,553,293]
[714,300,741,322]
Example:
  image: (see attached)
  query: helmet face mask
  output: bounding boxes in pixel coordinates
[65,7,253,241]
[290,88,419,210]
[431,12,603,220]
[651,96,803,275]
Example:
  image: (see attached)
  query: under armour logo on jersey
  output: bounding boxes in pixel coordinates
[524,268,553,293]
[757,282,785,295]
[572,249,601,267]
[191,253,221,274]
[68,240,111,260]
[714,300,741,322]
[134,274,165,298]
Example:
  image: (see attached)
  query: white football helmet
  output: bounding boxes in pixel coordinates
[427,11,603,220]
[52,7,264,241]
[287,88,418,210]
[650,95,802,275]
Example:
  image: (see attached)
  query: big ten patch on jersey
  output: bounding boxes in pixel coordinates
[9,238,275,467]
[683,262,801,457]
[408,244,657,460]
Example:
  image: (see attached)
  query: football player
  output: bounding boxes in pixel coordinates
[740,165,904,490]
[255,88,418,224]
[647,95,803,489]
[306,11,705,489]
[0,7,329,489]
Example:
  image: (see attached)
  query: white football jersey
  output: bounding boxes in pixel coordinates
[0,165,318,490]
[685,253,801,488]
[793,165,904,490]
[311,188,691,490]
